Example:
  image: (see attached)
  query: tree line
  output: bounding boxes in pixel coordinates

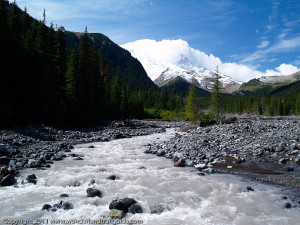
[185,68,300,125]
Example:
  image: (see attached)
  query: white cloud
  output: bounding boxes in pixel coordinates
[270,36,300,51]
[257,40,270,49]
[268,64,300,75]
[242,35,300,65]
[122,39,300,82]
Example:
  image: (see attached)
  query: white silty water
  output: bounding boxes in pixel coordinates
[0,129,299,225]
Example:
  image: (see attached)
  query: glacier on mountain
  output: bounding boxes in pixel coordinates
[121,39,241,90]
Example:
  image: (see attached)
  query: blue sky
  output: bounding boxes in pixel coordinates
[10,0,300,80]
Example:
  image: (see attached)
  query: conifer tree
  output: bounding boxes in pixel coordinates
[87,45,100,105]
[185,78,198,124]
[78,27,90,112]
[21,7,30,39]
[98,46,108,118]
[8,0,20,41]
[120,86,129,118]
[55,26,67,101]
[110,68,122,117]
[210,66,223,124]
[65,46,79,106]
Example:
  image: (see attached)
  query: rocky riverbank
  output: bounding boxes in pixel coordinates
[145,116,300,190]
[0,120,185,186]
[1,117,300,191]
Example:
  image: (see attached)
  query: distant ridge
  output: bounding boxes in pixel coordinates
[234,71,300,96]
[161,76,211,97]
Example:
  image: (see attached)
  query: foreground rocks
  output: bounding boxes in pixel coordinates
[108,197,142,219]
[147,116,300,188]
[42,201,73,211]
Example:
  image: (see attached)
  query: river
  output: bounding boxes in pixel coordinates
[1,129,299,225]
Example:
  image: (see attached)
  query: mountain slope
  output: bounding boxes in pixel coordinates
[65,32,157,90]
[270,80,300,96]
[234,71,300,96]
[121,39,241,91]
[259,71,300,85]
[161,76,211,97]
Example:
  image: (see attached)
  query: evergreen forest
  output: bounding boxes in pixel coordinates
[0,0,183,127]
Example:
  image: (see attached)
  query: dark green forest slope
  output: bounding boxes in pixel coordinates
[270,80,300,97]
[196,79,300,116]
[161,76,211,98]
[65,32,157,91]
[0,0,183,127]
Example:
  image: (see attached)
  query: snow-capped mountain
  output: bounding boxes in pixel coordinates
[258,71,300,84]
[121,39,241,91]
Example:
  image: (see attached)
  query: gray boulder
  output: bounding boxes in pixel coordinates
[0,174,16,186]
[26,174,37,184]
[27,159,41,168]
[128,203,143,214]
[86,188,102,197]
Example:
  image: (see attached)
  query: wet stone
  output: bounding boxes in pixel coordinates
[106,175,118,180]
[60,194,69,198]
[26,174,37,184]
[89,179,96,185]
[42,204,52,211]
[86,188,102,197]
[27,159,41,168]
[284,202,292,209]
[62,202,73,210]
[246,186,255,192]
[109,200,127,212]
[128,203,143,214]
[108,209,126,219]
[119,198,137,210]
[0,174,16,186]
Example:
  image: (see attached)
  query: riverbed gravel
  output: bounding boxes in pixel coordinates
[146,116,300,189]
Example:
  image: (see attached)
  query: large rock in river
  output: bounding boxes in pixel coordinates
[109,198,137,213]
[0,174,16,186]
[86,188,102,197]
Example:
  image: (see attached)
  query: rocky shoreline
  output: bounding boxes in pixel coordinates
[145,116,300,196]
[0,120,185,187]
[1,117,300,189]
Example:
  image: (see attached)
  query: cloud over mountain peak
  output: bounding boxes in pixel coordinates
[122,39,300,83]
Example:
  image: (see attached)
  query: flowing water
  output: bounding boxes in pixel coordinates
[1,129,299,225]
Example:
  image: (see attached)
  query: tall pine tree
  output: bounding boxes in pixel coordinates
[185,78,198,124]
[210,66,223,124]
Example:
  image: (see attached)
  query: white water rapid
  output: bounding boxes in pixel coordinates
[1,129,299,225]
